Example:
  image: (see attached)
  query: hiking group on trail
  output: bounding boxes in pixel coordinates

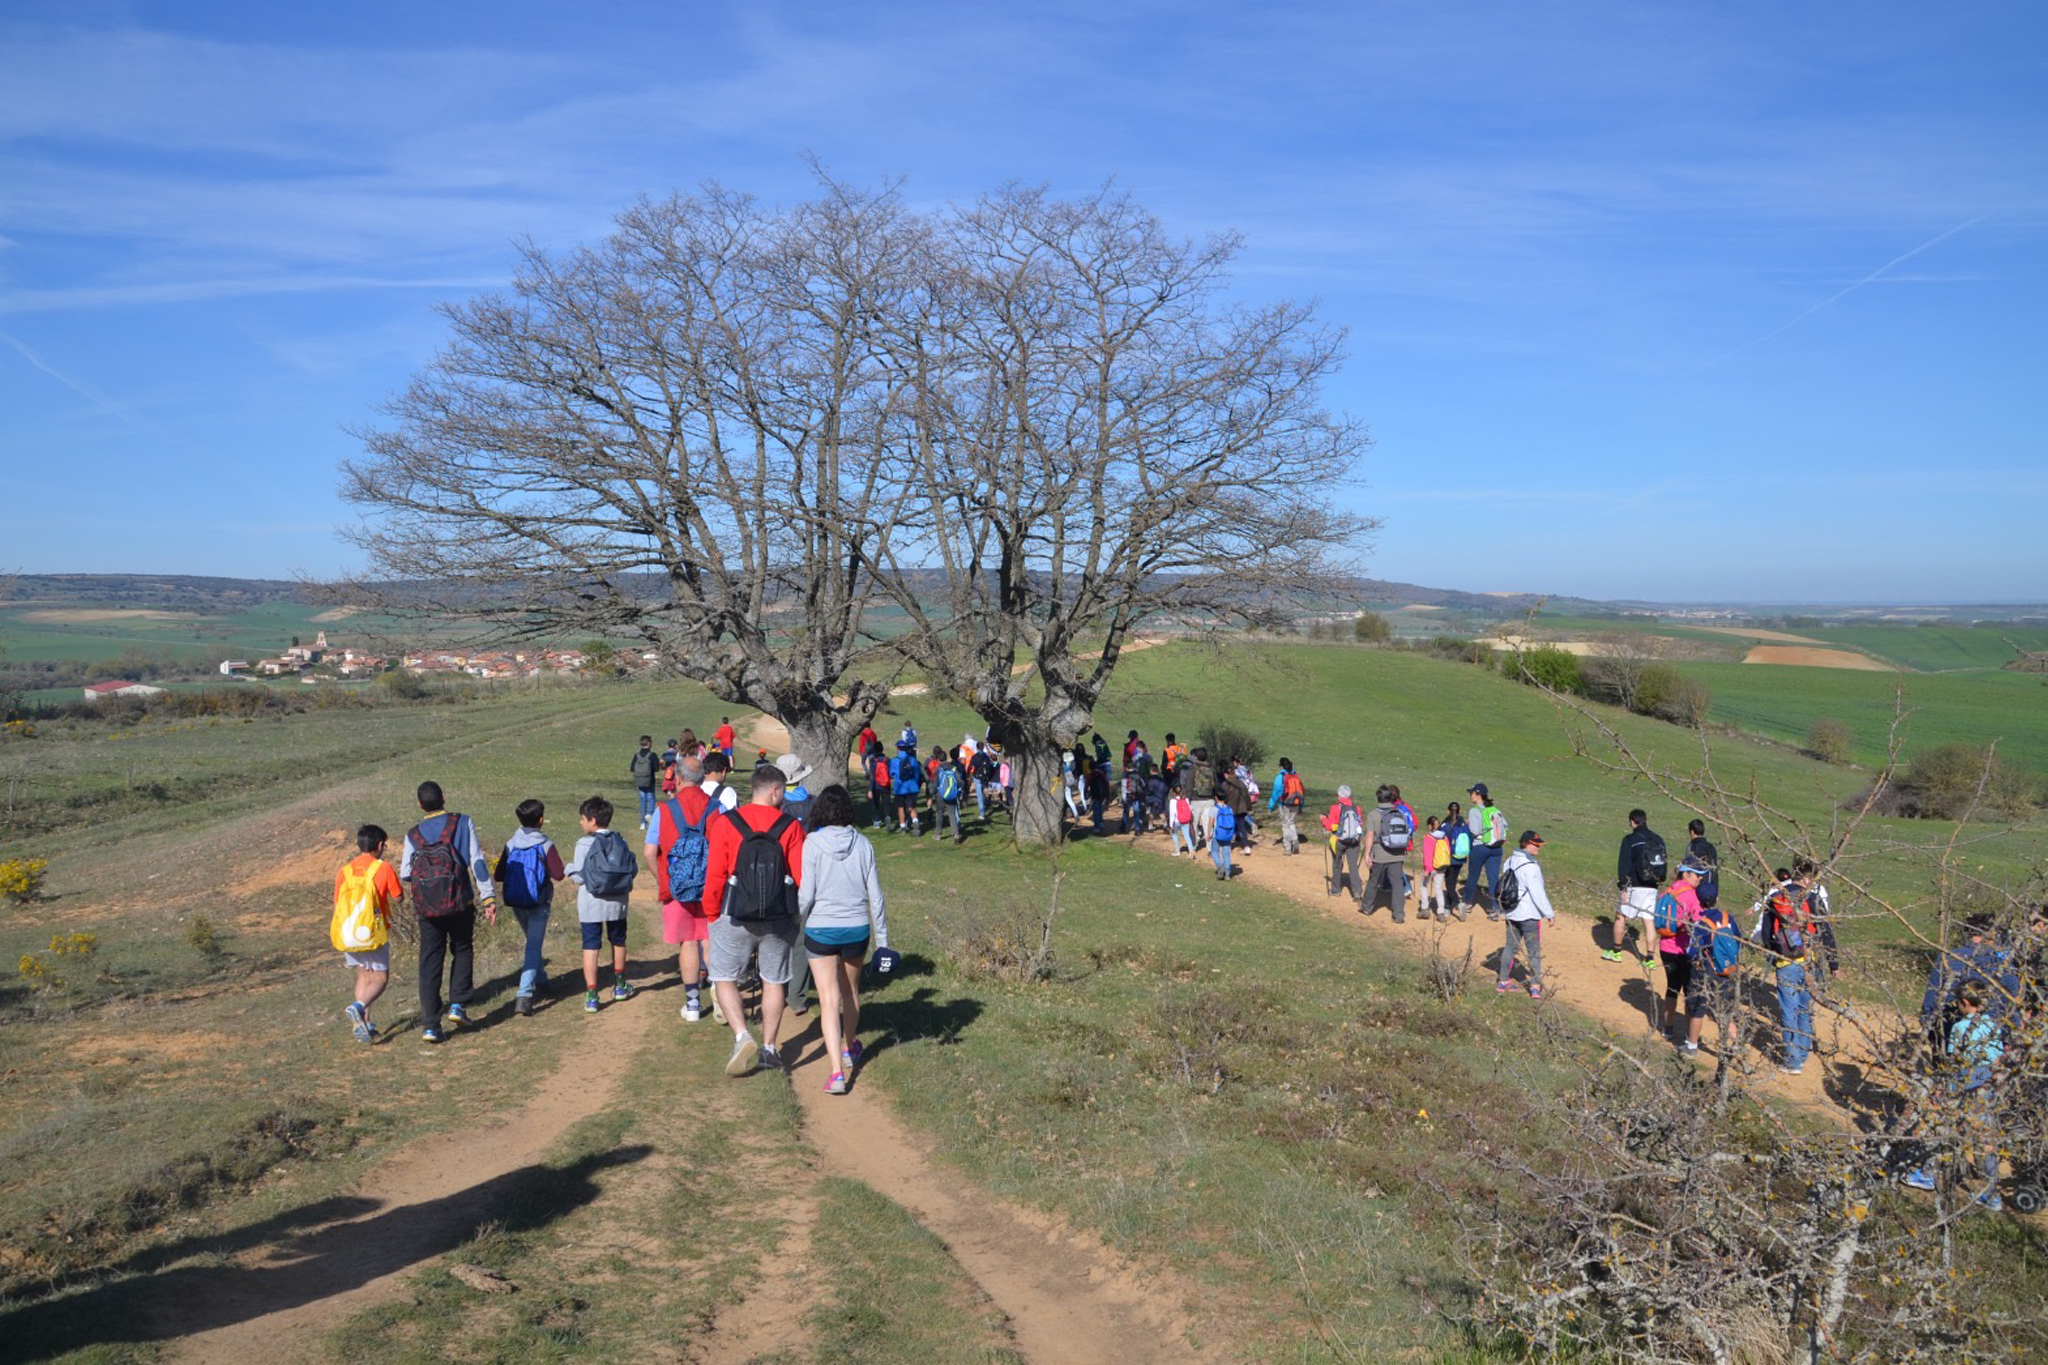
[328,716,2042,1209]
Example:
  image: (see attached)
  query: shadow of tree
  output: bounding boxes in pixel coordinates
[0,1142,652,1360]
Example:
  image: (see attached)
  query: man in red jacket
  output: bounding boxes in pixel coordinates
[703,763,806,1077]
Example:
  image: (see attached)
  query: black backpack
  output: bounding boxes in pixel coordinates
[1632,832,1669,887]
[722,810,798,925]
[1497,862,1523,912]
[578,829,638,899]
[408,816,474,919]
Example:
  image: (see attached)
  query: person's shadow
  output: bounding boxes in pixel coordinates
[786,971,982,1072]
[0,1143,651,1360]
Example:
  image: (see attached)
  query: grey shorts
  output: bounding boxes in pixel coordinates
[707,914,798,986]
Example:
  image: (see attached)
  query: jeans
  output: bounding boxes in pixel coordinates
[977,781,990,820]
[638,788,657,824]
[512,904,551,998]
[418,909,476,1020]
[1211,839,1233,877]
[1464,843,1502,912]
[1775,962,1813,1068]
[1171,820,1196,854]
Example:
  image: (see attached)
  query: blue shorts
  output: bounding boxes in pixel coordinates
[580,917,627,950]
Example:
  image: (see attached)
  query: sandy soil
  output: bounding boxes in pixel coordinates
[1742,645,1892,671]
[1488,634,1601,656]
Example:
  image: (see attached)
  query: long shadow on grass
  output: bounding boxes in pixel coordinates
[786,983,981,1072]
[0,1142,651,1360]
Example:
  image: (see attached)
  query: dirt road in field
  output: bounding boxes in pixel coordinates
[1131,821,1891,1125]
[158,998,662,1363]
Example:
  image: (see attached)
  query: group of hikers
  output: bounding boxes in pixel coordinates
[328,718,2043,1207]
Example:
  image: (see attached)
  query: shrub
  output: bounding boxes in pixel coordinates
[1510,645,1584,695]
[187,912,224,958]
[1807,717,1854,765]
[0,856,48,903]
[1353,611,1391,644]
[1877,743,2040,821]
[1631,663,1711,726]
[1195,721,1267,770]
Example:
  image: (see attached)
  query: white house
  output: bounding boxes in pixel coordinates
[219,660,250,676]
[82,680,165,703]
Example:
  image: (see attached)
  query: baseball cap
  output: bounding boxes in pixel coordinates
[1469,782,1490,800]
[1518,830,1544,846]
[1337,784,1353,798]
[872,946,902,976]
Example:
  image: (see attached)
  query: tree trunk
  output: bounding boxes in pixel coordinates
[1009,740,1070,847]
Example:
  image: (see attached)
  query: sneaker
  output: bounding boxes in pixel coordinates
[420,1026,443,1044]
[1527,983,1544,1000]
[1778,1063,1805,1076]
[1496,980,1517,993]
[726,1033,760,1077]
[345,1001,368,1029]
[826,1071,848,1095]
[1977,1191,2004,1211]
[445,1003,470,1026]
[1901,1169,1937,1192]
[1600,949,1626,963]
[759,1044,783,1072]
[352,1020,374,1043]
[515,995,534,1018]
[845,1038,863,1070]
[584,990,601,1013]
[1682,1041,1700,1053]
[791,995,810,1015]
[711,992,727,1023]
[612,980,635,1002]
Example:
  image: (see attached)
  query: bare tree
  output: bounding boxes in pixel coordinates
[339,182,925,779]
[875,186,1373,842]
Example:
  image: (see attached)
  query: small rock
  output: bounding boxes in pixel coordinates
[448,1263,517,1294]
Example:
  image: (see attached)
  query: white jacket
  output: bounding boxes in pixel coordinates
[1502,850,1555,923]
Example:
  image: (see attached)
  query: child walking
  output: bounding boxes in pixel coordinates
[495,799,566,1016]
[332,825,402,1043]
[566,796,638,1012]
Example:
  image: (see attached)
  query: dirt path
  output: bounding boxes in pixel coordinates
[156,999,662,1362]
[1132,822,1887,1123]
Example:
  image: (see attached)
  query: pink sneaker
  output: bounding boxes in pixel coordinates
[1527,983,1544,1000]
[826,1071,848,1095]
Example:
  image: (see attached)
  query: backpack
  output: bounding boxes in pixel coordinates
[1652,890,1693,938]
[330,860,388,951]
[1632,832,1669,887]
[972,749,997,781]
[501,841,551,909]
[893,754,922,788]
[1281,771,1305,808]
[1336,803,1363,847]
[1762,887,1808,958]
[408,816,474,919]
[1694,909,1741,975]
[578,829,638,899]
[1173,794,1192,825]
[1497,862,1522,912]
[1213,805,1238,843]
[937,765,963,802]
[663,793,714,903]
[1450,827,1472,860]
[871,756,891,788]
[1378,808,1413,855]
[722,810,798,925]
[1484,806,1509,847]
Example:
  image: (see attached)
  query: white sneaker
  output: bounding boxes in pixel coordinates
[710,993,727,1023]
[726,1032,760,1077]
[682,998,702,1023]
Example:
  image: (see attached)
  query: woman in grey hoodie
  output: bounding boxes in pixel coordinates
[798,785,890,1095]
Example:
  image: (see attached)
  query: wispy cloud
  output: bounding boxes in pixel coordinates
[0,273,504,316]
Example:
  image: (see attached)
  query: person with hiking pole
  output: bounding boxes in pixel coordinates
[1323,785,1365,902]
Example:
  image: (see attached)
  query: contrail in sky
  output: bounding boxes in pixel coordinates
[0,328,124,412]
[1702,213,1989,368]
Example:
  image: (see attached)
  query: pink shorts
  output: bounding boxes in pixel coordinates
[661,900,711,944]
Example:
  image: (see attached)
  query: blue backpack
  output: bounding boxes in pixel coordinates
[1693,908,1742,975]
[937,765,963,802]
[663,794,714,903]
[1652,891,1693,938]
[501,841,551,909]
[1213,805,1238,843]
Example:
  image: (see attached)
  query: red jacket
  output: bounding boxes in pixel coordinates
[701,802,806,921]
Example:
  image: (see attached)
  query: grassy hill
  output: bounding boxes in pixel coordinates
[1806,624,2048,673]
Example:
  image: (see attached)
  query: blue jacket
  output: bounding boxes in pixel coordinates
[1921,939,2018,1025]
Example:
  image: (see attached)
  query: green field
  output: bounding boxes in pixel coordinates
[0,601,350,664]
[1678,659,2048,774]
[1805,624,2048,673]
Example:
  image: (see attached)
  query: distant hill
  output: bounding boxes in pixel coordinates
[6,574,304,611]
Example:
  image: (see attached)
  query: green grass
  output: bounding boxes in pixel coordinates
[1805,624,2048,673]
[1677,659,2048,774]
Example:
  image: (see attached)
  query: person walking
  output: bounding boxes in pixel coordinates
[1496,831,1555,996]
[704,763,808,1077]
[1443,800,1469,922]
[1653,860,1708,1041]
[1269,758,1306,855]
[399,781,496,1044]
[1751,868,1815,1075]
[797,786,890,1096]
[1607,808,1667,966]
[1323,785,1365,902]
[1181,747,1218,850]
[629,734,662,830]
[1362,785,1411,922]
[1420,816,1450,919]
[1462,784,1508,919]
[1218,759,1253,852]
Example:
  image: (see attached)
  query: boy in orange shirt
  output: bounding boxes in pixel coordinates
[332,824,403,1043]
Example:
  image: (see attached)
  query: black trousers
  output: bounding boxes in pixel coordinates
[418,909,477,1020]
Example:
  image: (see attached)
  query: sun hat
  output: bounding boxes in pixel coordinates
[1337,784,1353,799]
[773,753,814,787]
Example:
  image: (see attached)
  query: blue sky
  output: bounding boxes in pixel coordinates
[2,0,2042,602]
